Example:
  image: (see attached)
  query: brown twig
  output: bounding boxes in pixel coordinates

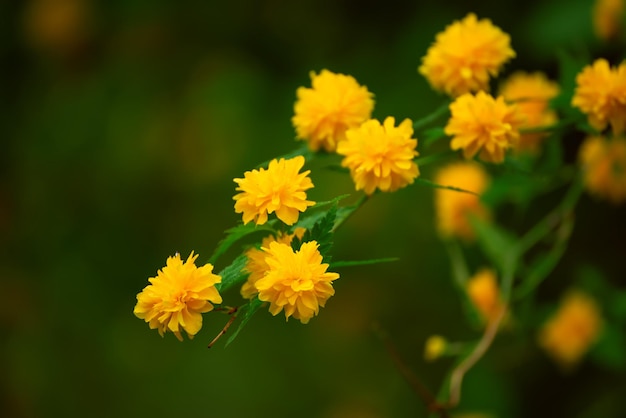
[208,306,238,348]
[446,305,507,408]
[373,322,450,418]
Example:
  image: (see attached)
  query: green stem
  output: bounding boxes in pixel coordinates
[413,101,451,132]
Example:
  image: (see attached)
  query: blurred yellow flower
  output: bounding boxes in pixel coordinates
[466,268,503,325]
[233,156,315,225]
[337,117,419,195]
[445,91,522,163]
[593,0,624,41]
[419,13,515,97]
[241,228,306,299]
[255,241,339,324]
[538,291,603,369]
[434,162,490,241]
[571,59,626,135]
[499,71,560,155]
[133,252,222,341]
[579,135,626,204]
[424,335,447,361]
[292,69,375,152]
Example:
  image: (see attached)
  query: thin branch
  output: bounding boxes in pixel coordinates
[446,304,507,408]
[208,306,238,348]
[372,322,450,418]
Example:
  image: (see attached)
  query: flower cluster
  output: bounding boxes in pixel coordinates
[255,241,339,324]
[571,58,626,135]
[133,252,222,341]
[445,91,523,163]
[337,117,420,195]
[434,161,490,241]
[579,135,626,204]
[292,69,374,152]
[538,291,603,368]
[233,156,315,225]
[499,71,560,154]
[419,13,515,97]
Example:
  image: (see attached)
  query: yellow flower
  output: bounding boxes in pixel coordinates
[419,13,515,97]
[538,291,603,369]
[499,71,560,154]
[240,228,306,299]
[593,0,624,41]
[133,252,222,341]
[466,268,503,325]
[571,59,626,135]
[579,135,626,204]
[424,335,447,362]
[434,162,490,241]
[336,117,419,195]
[255,241,339,324]
[233,156,315,225]
[445,91,522,163]
[292,69,375,152]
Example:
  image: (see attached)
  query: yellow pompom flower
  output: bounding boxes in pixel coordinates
[499,71,560,154]
[240,228,306,299]
[445,91,522,163]
[255,241,339,324]
[579,135,626,204]
[292,69,375,152]
[336,117,419,195]
[593,0,624,41]
[466,268,503,325]
[538,291,603,369]
[424,335,448,362]
[571,59,626,135]
[133,252,222,341]
[434,162,490,241]
[233,156,315,226]
[419,13,515,97]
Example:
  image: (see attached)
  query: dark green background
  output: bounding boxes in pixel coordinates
[2,0,625,417]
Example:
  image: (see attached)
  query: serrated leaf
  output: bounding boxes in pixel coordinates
[209,222,276,265]
[332,257,399,268]
[224,297,264,347]
[215,253,249,294]
[292,204,336,262]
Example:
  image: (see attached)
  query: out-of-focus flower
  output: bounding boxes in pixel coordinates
[466,268,503,325]
[133,252,222,341]
[579,135,626,204]
[593,0,624,41]
[445,91,522,163]
[571,59,626,135]
[233,156,315,225]
[292,69,374,152]
[255,241,339,324]
[337,117,419,195]
[538,291,603,369]
[241,228,306,299]
[499,72,560,154]
[434,162,490,241]
[424,335,448,361]
[419,13,515,97]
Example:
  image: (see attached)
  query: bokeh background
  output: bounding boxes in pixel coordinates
[2,0,625,417]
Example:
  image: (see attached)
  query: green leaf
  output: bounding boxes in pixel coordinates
[590,322,626,370]
[332,257,399,268]
[215,253,249,294]
[292,204,336,262]
[225,297,264,347]
[209,222,276,265]
[422,127,447,148]
[468,215,518,277]
[415,177,479,196]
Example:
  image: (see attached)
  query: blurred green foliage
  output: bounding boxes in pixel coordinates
[2,0,625,417]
